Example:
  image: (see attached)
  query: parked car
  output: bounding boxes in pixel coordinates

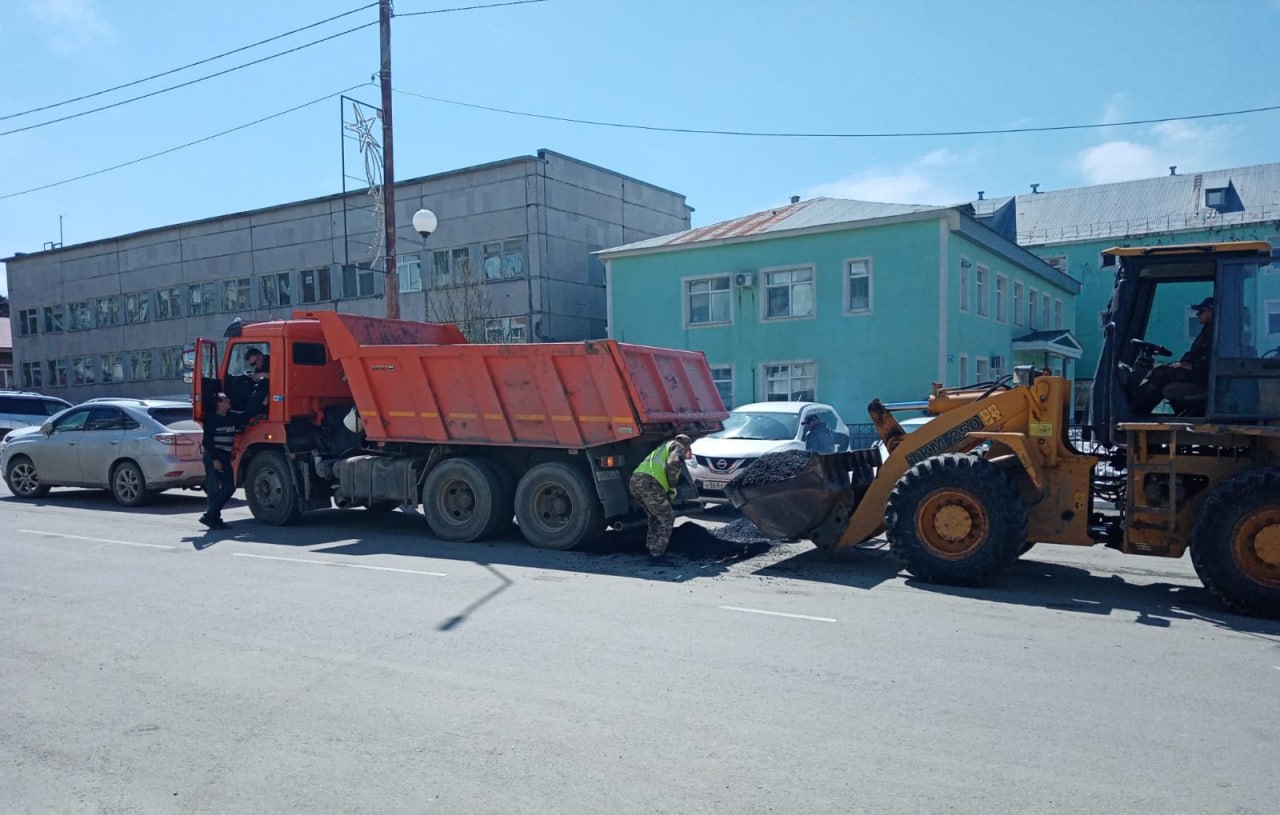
[0,390,73,440]
[1,398,205,506]
[686,401,849,503]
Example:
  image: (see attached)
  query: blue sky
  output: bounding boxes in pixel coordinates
[3,0,1279,297]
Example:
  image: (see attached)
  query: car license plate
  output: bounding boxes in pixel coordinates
[702,479,728,491]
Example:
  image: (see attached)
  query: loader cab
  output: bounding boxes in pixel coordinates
[1091,241,1277,444]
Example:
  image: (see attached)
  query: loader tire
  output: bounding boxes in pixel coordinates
[514,462,603,550]
[1189,469,1280,619]
[886,453,1027,585]
[422,457,504,542]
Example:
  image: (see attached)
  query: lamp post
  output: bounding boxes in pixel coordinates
[412,208,438,321]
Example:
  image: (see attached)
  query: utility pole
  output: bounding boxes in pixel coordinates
[379,0,400,319]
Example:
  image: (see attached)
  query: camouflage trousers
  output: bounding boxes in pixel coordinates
[629,472,674,556]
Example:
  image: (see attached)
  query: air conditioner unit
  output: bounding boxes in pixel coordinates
[733,272,755,288]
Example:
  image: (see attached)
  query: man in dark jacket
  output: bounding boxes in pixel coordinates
[803,413,836,454]
[200,392,246,530]
[1133,297,1213,414]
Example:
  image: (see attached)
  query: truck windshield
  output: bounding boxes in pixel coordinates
[712,411,799,441]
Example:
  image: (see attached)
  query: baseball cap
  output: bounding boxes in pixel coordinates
[1191,296,1214,312]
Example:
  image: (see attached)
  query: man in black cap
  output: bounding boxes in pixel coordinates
[802,413,836,454]
[1132,296,1214,414]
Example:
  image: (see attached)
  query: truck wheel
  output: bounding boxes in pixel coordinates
[475,460,515,538]
[422,458,504,542]
[514,462,603,550]
[245,449,301,526]
[1189,469,1280,619]
[886,453,1027,585]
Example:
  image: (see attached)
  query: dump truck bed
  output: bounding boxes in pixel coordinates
[303,310,726,447]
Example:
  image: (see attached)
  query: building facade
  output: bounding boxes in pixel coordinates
[2,150,691,400]
[601,198,1078,425]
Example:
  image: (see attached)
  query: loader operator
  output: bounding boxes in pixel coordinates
[1132,296,1213,415]
[629,434,693,560]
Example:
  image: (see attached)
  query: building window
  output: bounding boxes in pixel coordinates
[451,247,473,283]
[686,276,731,326]
[17,308,38,336]
[48,359,70,387]
[129,350,153,382]
[1054,299,1064,330]
[975,266,989,317]
[1028,288,1039,330]
[958,354,969,387]
[845,258,871,314]
[100,354,124,383]
[340,263,376,299]
[156,287,183,320]
[1012,281,1024,326]
[1043,255,1068,276]
[1205,188,1227,210]
[188,282,219,316]
[258,272,292,308]
[482,240,525,281]
[975,357,989,383]
[431,250,452,287]
[222,278,251,312]
[995,274,1008,323]
[1042,293,1051,329]
[125,292,152,324]
[763,267,815,320]
[69,300,93,331]
[299,268,332,303]
[709,365,733,409]
[484,316,528,343]
[398,254,422,293]
[72,356,96,386]
[763,361,816,401]
[95,295,120,327]
[1265,301,1280,335]
[158,347,182,379]
[959,262,970,312]
[21,361,43,389]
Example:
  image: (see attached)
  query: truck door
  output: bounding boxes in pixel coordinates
[192,338,220,422]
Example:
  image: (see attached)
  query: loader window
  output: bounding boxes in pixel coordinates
[1212,259,1280,418]
[1142,280,1212,354]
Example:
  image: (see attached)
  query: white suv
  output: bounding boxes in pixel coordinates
[686,401,849,503]
[0,390,73,440]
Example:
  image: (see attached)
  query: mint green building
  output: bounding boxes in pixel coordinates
[600,199,1079,426]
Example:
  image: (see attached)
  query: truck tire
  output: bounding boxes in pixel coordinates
[1189,469,1280,619]
[245,449,302,526]
[886,453,1027,585]
[514,462,603,550]
[475,459,515,538]
[422,457,505,542]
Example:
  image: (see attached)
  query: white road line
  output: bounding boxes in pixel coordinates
[18,529,175,549]
[719,605,837,623]
[231,552,446,577]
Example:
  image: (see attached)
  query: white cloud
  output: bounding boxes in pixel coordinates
[803,150,971,205]
[1075,119,1234,184]
[27,0,116,56]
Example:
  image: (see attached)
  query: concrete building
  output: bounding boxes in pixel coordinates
[0,319,12,389]
[601,198,1077,425]
[2,149,691,400]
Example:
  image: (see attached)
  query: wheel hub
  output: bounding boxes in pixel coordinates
[1251,522,1280,567]
[932,505,974,541]
[1233,508,1280,586]
[916,488,989,560]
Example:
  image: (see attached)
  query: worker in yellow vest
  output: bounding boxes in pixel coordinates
[629,434,693,558]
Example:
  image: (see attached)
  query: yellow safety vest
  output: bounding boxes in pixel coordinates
[634,441,675,491]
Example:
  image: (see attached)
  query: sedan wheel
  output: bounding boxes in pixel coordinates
[5,456,50,498]
[111,461,154,507]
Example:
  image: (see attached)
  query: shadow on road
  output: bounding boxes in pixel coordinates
[4,488,218,516]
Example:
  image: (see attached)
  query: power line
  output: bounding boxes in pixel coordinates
[0,86,369,201]
[0,3,378,123]
[396,0,551,17]
[0,23,378,138]
[393,88,1280,138]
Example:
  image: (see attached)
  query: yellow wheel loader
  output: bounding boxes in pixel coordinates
[727,241,1280,618]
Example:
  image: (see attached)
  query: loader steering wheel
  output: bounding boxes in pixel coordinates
[1129,338,1172,358]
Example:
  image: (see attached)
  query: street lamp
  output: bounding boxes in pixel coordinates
[412,208,438,323]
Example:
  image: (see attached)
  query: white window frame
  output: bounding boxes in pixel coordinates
[959,259,970,313]
[398,253,423,292]
[843,257,872,315]
[1053,298,1064,330]
[975,357,989,382]
[975,265,989,318]
[760,264,816,322]
[958,354,969,387]
[683,274,733,328]
[1043,255,1068,276]
[995,274,1008,323]
[1042,293,1051,330]
[761,359,817,402]
[1265,300,1280,335]
[1013,281,1024,326]
[1028,288,1039,330]
[709,364,734,409]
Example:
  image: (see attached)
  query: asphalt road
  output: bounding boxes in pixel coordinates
[2,483,1278,815]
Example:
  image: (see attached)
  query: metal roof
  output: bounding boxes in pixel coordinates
[601,197,944,254]
[1003,162,1280,246]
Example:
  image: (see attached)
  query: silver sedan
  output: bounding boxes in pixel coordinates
[1,398,205,506]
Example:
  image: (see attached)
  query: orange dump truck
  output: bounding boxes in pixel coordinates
[193,311,727,550]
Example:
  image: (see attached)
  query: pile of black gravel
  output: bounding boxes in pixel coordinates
[728,450,813,490]
[711,517,782,545]
[666,522,772,561]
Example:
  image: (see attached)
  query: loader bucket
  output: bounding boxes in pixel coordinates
[724,449,879,541]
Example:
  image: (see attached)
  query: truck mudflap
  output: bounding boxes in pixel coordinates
[724,448,880,543]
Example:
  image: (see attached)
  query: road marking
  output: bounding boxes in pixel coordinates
[719,605,837,623]
[231,552,446,576]
[18,529,175,549]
